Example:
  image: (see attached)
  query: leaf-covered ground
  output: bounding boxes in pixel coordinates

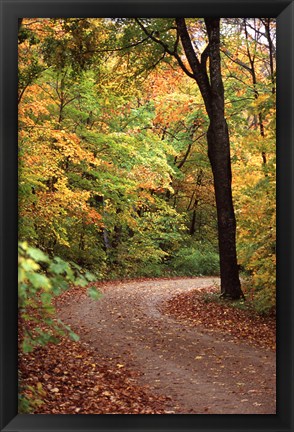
[19,336,170,414]
[19,284,170,414]
[161,286,276,351]
[19,278,276,414]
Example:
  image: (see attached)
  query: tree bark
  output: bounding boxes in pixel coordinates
[189,208,197,236]
[176,18,243,299]
[207,121,242,298]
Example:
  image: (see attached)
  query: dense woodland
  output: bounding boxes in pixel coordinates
[18,17,276,398]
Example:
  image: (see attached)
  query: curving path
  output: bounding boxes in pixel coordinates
[57,277,276,414]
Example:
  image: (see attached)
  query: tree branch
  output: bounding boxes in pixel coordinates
[135,18,195,79]
[221,46,253,76]
[176,18,212,114]
[85,34,152,54]
[177,143,193,170]
[200,44,210,69]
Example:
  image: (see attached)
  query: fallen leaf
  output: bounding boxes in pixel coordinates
[50,387,59,393]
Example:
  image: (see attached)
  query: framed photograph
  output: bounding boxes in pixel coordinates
[1,0,293,431]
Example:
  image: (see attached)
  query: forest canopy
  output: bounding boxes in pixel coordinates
[18,17,276,314]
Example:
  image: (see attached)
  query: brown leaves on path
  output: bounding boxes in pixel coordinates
[19,335,171,414]
[161,286,276,351]
[19,281,174,414]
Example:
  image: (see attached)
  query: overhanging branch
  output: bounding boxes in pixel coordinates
[221,46,253,76]
[135,18,195,79]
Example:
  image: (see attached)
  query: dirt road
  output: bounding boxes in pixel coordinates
[57,277,276,414]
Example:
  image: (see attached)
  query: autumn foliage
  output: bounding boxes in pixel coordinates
[18,17,276,411]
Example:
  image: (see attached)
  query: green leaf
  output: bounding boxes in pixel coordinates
[22,338,34,353]
[27,273,51,290]
[26,247,50,263]
[84,271,96,282]
[73,277,88,287]
[40,292,52,305]
[51,277,68,294]
[87,286,102,300]
[18,268,26,283]
[49,258,71,275]
[21,259,40,272]
[69,331,80,342]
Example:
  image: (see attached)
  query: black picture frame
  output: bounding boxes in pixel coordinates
[1,0,293,431]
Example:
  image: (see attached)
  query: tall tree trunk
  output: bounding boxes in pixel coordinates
[205,18,242,298]
[176,18,243,299]
[207,120,241,297]
[189,207,197,236]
